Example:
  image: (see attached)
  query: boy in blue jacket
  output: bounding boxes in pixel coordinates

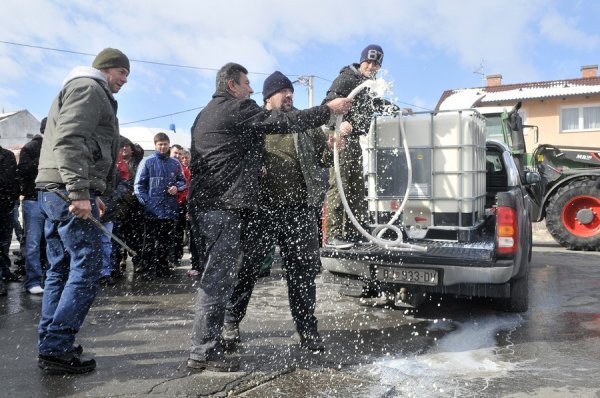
[134,132,186,278]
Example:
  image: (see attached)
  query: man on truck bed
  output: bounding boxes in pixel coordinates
[323,44,386,249]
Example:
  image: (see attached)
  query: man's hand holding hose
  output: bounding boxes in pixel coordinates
[328,121,352,151]
[69,197,105,219]
[49,186,137,256]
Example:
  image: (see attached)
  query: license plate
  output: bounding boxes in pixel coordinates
[376,266,439,286]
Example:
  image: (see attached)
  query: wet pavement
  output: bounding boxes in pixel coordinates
[1,223,599,397]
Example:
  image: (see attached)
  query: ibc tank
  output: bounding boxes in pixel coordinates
[366,110,486,229]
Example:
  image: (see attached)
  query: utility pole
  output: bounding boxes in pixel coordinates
[296,75,315,107]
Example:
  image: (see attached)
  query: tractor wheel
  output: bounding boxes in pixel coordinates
[546,179,600,250]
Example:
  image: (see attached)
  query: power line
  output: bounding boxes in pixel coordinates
[0,39,312,77]
[1,39,431,120]
[120,106,204,125]
[0,39,221,72]
[394,101,432,111]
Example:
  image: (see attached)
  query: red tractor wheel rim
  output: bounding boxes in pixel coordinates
[561,195,600,237]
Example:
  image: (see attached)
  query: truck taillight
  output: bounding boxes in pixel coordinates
[497,206,517,255]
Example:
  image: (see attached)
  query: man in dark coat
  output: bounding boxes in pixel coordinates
[186,62,351,372]
[16,118,47,294]
[222,71,352,353]
[0,145,18,296]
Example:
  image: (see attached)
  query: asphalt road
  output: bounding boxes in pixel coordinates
[1,224,599,397]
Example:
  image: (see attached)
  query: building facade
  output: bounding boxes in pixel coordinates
[436,65,600,151]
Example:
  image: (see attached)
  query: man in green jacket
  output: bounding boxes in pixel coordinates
[35,48,130,374]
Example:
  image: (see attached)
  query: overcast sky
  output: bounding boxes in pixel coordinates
[1,0,598,139]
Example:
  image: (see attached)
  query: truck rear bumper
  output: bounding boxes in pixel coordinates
[319,239,516,299]
[321,256,514,286]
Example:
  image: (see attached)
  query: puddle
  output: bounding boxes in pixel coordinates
[366,314,524,397]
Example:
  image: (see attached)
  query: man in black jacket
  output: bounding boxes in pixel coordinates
[323,44,385,248]
[17,118,46,294]
[187,62,351,372]
[0,145,18,296]
[222,71,353,354]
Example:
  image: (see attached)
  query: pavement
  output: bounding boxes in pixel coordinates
[1,240,427,398]
[0,222,562,397]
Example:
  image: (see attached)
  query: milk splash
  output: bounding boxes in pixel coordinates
[347,73,394,100]
[368,314,524,397]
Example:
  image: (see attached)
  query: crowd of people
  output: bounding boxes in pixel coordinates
[0,43,386,375]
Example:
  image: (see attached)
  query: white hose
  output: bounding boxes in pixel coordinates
[333,80,427,251]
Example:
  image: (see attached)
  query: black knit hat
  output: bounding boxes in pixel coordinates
[262,71,294,100]
[360,44,384,66]
[40,117,47,134]
[93,48,130,72]
[119,135,133,148]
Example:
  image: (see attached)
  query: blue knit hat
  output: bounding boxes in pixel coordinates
[262,71,294,100]
[360,44,384,66]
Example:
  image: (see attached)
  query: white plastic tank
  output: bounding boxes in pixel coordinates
[366,110,486,230]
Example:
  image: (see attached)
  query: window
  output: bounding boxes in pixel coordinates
[561,105,600,132]
[583,107,600,129]
[483,111,528,141]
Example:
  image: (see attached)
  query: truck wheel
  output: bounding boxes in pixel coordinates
[498,274,529,313]
[546,179,600,250]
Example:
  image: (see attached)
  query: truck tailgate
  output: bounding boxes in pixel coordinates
[320,237,496,267]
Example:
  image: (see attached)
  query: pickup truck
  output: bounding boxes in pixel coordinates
[321,139,536,312]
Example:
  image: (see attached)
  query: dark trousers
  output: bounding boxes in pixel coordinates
[189,219,207,273]
[189,209,244,361]
[140,217,176,274]
[325,136,366,240]
[224,204,321,340]
[169,204,187,264]
[0,200,15,278]
[114,201,145,268]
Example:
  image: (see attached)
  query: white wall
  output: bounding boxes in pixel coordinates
[0,110,40,149]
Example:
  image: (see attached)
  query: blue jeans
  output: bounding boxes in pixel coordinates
[22,200,45,289]
[189,209,243,361]
[100,221,114,277]
[37,191,103,356]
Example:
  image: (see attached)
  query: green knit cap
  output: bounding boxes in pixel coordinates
[92,48,130,72]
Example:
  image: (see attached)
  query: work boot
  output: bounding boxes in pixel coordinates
[222,322,240,351]
[99,275,116,286]
[70,344,84,355]
[300,332,325,353]
[14,263,26,276]
[2,270,21,283]
[38,353,96,374]
[186,357,239,372]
